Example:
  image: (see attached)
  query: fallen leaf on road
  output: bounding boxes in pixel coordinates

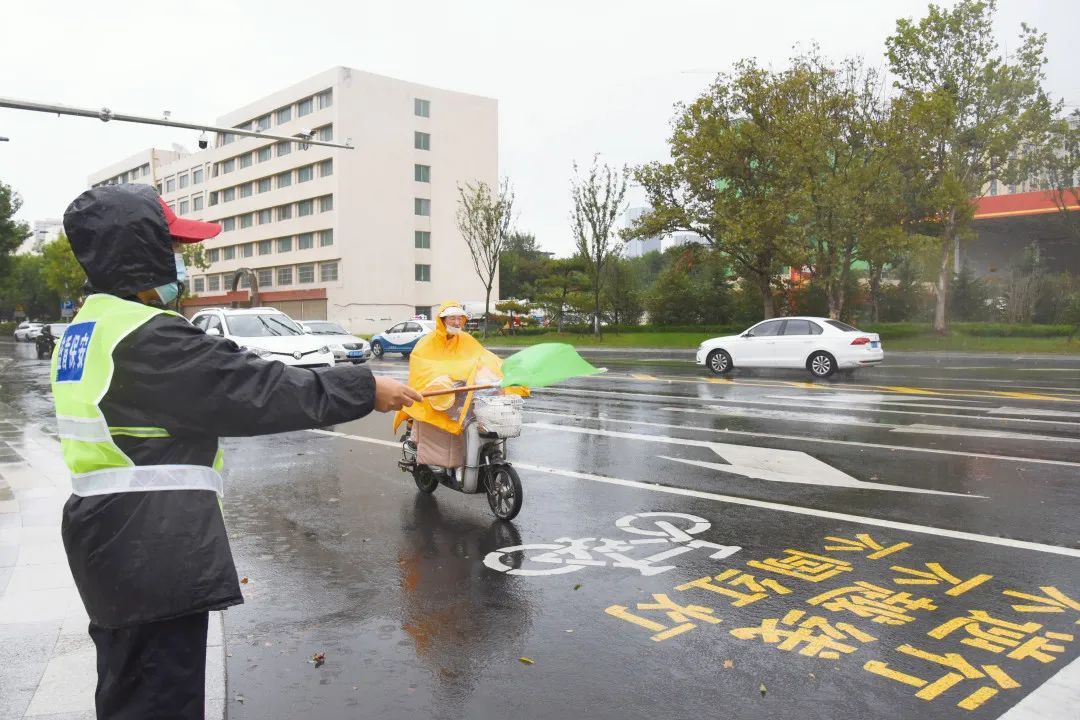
[759,683,767,697]
[234,695,245,704]
[519,657,534,665]
[723,660,734,669]
[240,577,249,584]
[312,652,326,667]
[573,584,582,591]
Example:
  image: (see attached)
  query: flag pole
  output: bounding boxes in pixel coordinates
[420,383,499,398]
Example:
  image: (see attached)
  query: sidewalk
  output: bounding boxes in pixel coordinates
[0,404,226,719]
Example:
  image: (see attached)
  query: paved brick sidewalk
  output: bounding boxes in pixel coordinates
[0,406,226,719]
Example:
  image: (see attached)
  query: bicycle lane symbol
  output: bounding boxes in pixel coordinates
[483,512,741,577]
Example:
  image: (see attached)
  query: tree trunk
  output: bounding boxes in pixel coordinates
[759,274,774,319]
[593,286,601,336]
[933,219,954,334]
[483,287,492,338]
[869,263,882,324]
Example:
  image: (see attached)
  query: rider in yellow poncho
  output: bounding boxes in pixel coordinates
[394,301,528,436]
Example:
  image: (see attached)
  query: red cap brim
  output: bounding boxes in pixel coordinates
[158,197,221,243]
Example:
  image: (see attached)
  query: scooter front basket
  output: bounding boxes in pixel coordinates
[473,395,524,438]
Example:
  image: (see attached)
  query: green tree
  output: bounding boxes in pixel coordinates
[535,257,589,333]
[885,0,1055,332]
[645,268,699,325]
[0,181,31,278]
[629,59,809,319]
[571,156,628,335]
[602,257,643,327]
[0,254,56,320]
[40,234,87,303]
[1035,109,1080,239]
[499,231,550,300]
[456,179,515,336]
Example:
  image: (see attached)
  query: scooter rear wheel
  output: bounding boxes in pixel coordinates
[414,468,438,494]
[486,465,522,521]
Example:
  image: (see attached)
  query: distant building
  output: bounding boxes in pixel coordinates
[621,207,662,258]
[16,218,64,255]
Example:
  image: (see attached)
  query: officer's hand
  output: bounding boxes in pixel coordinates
[374,376,424,413]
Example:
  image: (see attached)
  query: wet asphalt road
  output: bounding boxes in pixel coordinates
[2,340,1078,719]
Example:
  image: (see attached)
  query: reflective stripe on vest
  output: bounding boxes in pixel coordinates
[51,294,224,497]
[72,464,223,498]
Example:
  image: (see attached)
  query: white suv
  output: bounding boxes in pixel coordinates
[191,307,334,369]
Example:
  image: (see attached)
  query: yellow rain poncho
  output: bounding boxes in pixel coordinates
[393,301,528,435]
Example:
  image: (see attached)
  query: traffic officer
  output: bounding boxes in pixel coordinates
[52,183,421,719]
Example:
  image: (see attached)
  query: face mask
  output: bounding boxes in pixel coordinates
[153,282,181,304]
[446,325,462,336]
[174,252,188,283]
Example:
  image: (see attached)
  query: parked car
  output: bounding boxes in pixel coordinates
[696,317,883,378]
[298,320,371,364]
[190,307,334,369]
[13,321,43,342]
[370,320,435,359]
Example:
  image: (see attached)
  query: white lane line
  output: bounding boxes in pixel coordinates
[896,424,1080,444]
[998,653,1080,720]
[766,394,995,409]
[668,406,1080,444]
[990,406,1080,419]
[522,408,1080,468]
[304,428,1080,558]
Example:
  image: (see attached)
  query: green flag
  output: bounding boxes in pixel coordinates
[499,343,605,389]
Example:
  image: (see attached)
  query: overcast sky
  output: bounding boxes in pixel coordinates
[2,0,1077,257]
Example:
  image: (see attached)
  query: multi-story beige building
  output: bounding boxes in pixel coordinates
[87,67,498,333]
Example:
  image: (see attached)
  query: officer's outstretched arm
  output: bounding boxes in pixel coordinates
[109,315,379,437]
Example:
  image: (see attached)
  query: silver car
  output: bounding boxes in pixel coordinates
[298,321,371,364]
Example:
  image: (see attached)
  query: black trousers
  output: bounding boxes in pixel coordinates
[89,611,209,720]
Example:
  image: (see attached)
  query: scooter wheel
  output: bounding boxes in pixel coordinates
[486,465,522,521]
[414,468,438,494]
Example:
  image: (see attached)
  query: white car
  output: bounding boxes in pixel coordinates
[190,307,334,369]
[14,321,43,342]
[370,320,435,359]
[298,321,371,364]
[696,317,883,378]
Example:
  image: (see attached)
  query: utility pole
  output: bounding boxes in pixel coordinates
[0,96,353,150]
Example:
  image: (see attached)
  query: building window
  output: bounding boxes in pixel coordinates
[414,131,430,150]
[320,261,338,282]
[258,239,272,255]
[155,183,162,194]
[297,232,314,250]
[238,274,250,289]
[255,114,271,131]
[319,195,333,212]
[257,146,272,163]
[207,248,220,263]
[415,264,431,282]
[277,267,293,285]
[221,217,236,232]
[239,183,253,198]
[415,230,430,249]
[316,89,333,109]
[258,209,272,224]
[298,97,314,117]
[223,246,236,260]
[241,242,254,258]
[207,274,220,291]
[298,263,315,283]
[257,177,271,194]
[192,168,204,184]
[415,306,431,320]
[319,229,334,246]
[415,98,430,117]
[275,106,292,124]
[276,141,291,157]
[240,214,253,229]
[142,164,151,177]
[222,187,236,202]
[414,198,431,216]
[222,159,235,174]
[297,200,314,217]
[277,236,292,253]
[297,165,314,183]
[317,126,333,142]
[415,164,430,182]
[277,171,292,189]
[219,132,235,146]
[257,268,273,287]
[209,192,218,206]
[239,153,253,169]
[193,196,204,211]
[318,159,333,177]
[165,178,176,193]
[193,277,205,293]
[277,205,292,221]
[990,179,999,196]
[179,174,189,189]
[179,200,190,215]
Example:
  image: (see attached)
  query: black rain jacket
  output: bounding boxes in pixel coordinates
[59,185,377,628]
